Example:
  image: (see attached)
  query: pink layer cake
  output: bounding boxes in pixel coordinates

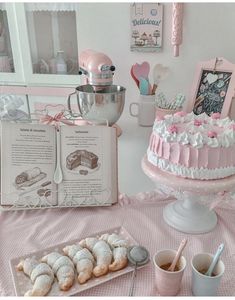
[147,111,235,180]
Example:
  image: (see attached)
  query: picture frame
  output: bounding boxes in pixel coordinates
[187,57,235,118]
[130,3,163,52]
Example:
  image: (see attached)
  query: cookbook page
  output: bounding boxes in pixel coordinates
[0,122,57,207]
[59,125,117,206]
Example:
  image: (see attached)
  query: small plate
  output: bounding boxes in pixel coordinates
[10,226,145,296]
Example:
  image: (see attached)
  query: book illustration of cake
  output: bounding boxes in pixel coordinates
[147,111,235,180]
[14,167,47,189]
[79,169,88,176]
[66,150,99,171]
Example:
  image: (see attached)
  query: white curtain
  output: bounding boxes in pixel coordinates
[0,3,6,10]
[24,3,79,12]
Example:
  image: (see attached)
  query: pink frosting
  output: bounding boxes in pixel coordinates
[149,132,235,169]
[194,119,203,126]
[156,115,165,121]
[229,124,235,130]
[168,124,178,134]
[174,111,186,117]
[207,131,217,138]
[211,112,221,120]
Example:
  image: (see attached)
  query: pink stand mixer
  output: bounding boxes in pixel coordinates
[68,49,126,135]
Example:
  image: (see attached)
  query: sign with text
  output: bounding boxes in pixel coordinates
[130,3,163,52]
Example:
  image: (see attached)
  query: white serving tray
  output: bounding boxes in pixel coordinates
[10,226,146,296]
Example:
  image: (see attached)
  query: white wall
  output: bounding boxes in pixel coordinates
[75,3,235,196]
[77,2,235,118]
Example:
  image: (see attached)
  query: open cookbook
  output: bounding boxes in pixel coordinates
[0,121,118,210]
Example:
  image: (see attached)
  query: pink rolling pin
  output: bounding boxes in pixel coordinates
[171,3,184,57]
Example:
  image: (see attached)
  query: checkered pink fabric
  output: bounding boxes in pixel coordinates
[0,192,234,296]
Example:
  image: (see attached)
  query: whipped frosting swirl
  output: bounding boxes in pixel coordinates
[153,112,235,148]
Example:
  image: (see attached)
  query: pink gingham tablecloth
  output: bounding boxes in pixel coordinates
[0,192,235,296]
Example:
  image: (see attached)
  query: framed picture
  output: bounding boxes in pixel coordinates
[130,3,163,52]
[187,57,235,118]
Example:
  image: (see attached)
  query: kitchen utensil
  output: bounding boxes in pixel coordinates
[139,77,150,95]
[132,61,150,82]
[171,3,184,57]
[130,65,140,88]
[168,238,187,272]
[54,128,63,184]
[152,64,170,95]
[204,243,224,277]
[127,245,149,296]
[68,84,125,126]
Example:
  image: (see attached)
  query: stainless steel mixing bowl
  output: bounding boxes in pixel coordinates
[67,84,126,125]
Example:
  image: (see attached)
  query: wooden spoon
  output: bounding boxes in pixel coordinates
[168,238,187,272]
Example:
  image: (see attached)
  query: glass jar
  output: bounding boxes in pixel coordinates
[55,50,67,74]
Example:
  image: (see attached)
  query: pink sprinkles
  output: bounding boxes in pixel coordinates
[208,131,217,138]
[194,119,203,126]
[211,112,221,120]
[168,124,178,134]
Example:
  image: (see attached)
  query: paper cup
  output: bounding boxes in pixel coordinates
[153,249,186,296]
[191,253,225,296]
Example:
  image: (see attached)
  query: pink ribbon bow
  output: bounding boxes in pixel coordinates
[39,111,74,129]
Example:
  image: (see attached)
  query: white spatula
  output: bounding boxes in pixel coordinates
[152,64,170,95]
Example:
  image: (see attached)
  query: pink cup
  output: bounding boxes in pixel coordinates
[155,107,181,118]
[153,249,187,296]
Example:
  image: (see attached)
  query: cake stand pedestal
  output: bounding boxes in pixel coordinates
[142,155,235,234]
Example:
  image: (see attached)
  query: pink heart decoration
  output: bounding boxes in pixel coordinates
[132,61,150,81]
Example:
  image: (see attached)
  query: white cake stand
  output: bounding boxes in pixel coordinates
[142,155,235,234]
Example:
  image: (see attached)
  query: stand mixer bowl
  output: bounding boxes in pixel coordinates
[68,84,125,126]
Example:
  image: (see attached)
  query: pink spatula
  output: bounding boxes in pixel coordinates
[132,61,150,82]
[130,65,140,88]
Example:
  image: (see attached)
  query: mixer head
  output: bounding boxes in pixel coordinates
[79,49,115,86]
